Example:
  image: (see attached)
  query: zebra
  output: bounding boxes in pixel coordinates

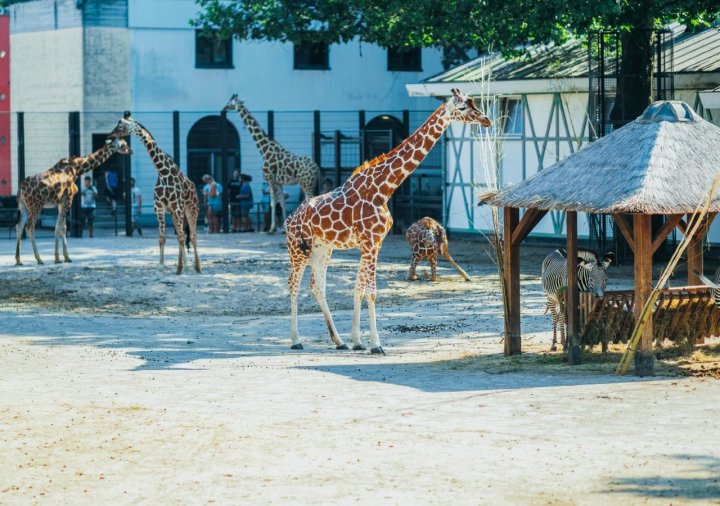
[694,268,720,307]
[541,248,615,351]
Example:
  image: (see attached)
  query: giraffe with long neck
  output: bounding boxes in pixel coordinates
[284,89,492,353]
[15,138,132,265]
[109,112,201,274]
[224,95,320,233]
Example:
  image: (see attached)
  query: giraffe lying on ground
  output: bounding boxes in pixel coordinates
[15,138,132,265]
[109,112,201,274]
[405,217,470,282]
[284,89,492,353]
[224,95,320,233]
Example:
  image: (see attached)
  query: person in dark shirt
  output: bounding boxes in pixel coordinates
[228,170,243,232]
[238,174,254,232]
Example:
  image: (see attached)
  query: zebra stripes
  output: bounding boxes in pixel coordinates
[541,248,615,351]
[695,268,720,307]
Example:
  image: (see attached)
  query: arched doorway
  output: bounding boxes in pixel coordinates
[186,115,241,186]
[362,114,404,161]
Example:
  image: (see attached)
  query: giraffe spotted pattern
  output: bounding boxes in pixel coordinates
[284,89,492,353]
[15,138,132,265]
[109,112,201,275]
[224,95,321,233]
[405,217,470,282]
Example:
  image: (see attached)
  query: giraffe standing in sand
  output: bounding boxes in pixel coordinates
[15,138,132,265]
[224,95,320,233]
[284,89,492,353]
[406,216,471,282]
[109,112,201,274]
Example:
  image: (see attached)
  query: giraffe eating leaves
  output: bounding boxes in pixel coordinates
[284,89,492,353]
[109,112,201,275]
[224,95,321,233]
[15,138,132,265]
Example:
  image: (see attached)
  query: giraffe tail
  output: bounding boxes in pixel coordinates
[440,239,471,282]
[298,238,311,255]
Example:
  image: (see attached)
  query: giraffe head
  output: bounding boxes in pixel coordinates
[108,111,141,139]
[447,88,492,127]
[223,94,243,112]
[106,137,133,155]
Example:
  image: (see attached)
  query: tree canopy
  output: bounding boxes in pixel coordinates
[194,0,719,67]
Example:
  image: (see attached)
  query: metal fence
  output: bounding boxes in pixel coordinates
[3,108,444,238]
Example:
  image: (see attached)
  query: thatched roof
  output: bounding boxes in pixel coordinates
[484,101,720,214]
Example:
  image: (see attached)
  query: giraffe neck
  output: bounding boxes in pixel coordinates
[134,123,180,175]
[234,103,276,158]
[350,103,449,202]
[69,144,116,178]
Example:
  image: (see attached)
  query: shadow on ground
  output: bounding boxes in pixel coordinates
[605,454,720,501]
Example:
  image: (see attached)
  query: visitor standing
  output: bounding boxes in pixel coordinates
[80,176,98,238]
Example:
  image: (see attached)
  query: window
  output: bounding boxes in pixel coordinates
[502,98,523,136]
[294,42,329,70]
[195,30,233,68]
[387,46,422,71]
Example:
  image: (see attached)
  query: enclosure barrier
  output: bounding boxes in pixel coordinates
[578,287,720,351]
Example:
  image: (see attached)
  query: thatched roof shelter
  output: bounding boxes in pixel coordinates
[484,101,720,214]
[484,101,720,375]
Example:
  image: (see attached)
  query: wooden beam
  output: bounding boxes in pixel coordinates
[503,207,521,356]
[633,214,654,376]
[566,211,581,365]
[511,209,548,246]
[651,214,684,254]
[612,214,635,253]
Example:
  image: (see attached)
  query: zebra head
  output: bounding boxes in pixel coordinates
[578,253,614,297]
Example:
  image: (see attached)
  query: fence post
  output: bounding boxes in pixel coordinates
[17,112,25,185]
[313,110,321,166]
[334,130,342,187]
[68,111,81,237]
[172,111,180,166]
[267,110,274,139]
[123,137,132,236]
[358,110,366,162]
[220,110,229,234]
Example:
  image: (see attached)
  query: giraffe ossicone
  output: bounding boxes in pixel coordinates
[284,89,492,353]
[109,112,201,275]
[15,138,132,266]
[224,94,321,233]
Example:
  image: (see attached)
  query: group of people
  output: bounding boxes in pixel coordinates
[203,170,255,233]
[79,168,296,237]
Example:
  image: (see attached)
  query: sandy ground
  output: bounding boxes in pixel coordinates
[1,232,719,505]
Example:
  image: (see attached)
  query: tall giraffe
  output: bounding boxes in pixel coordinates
[109,112,201,275]
[15,138,132,265]
[285,89,492,353]
[224,95,321,233]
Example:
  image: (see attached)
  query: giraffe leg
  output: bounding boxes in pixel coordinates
[430,253,438,282]
[363,247,384,354]
[309,245,345,349]
[156,208,166,271]
[26,217,43,265]
[172,209,188,275]
[288,248,309,349]
[407,254,419,281]
[54,203,71,263]
[186,209,201,273]
[15,204,28,266]
[59,205,71,262]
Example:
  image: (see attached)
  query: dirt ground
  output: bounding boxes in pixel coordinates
[1,231,719,505]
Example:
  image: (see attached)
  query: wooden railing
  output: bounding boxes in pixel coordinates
[577,286,719,351]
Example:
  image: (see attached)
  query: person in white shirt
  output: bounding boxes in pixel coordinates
[80,176,98,238]
[130,177,142,236]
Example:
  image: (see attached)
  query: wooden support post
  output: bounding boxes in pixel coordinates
[687,213,705,286]
[633,214,654,376]
[503,207,521,355]
[566,211,581,365]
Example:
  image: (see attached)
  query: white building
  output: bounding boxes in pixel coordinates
[9,0,445,218]
[407,24,720,246]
